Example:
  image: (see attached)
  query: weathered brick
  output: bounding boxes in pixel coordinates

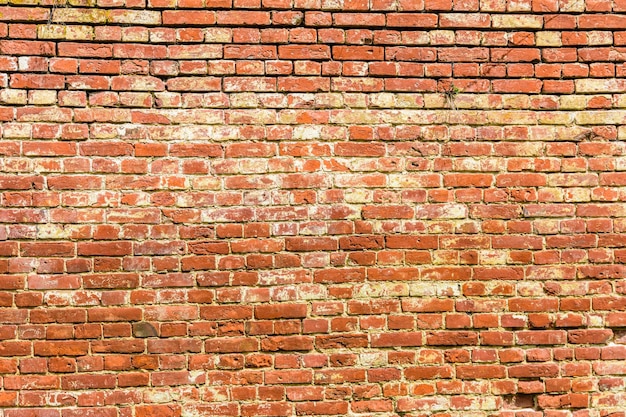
[0,2,623,414]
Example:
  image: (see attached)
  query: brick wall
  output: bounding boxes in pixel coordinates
[1,0,626,415]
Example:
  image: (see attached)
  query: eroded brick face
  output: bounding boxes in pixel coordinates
[1,0,626,415]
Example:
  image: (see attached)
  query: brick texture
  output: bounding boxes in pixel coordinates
[0,0,626,415]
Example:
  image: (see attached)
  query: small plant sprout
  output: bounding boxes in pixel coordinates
[443,83,461,110]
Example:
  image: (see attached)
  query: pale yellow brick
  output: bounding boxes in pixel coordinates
[554,126,590,141]
[395,93,424,108]
[548,174,598,187]
[37,24,66,39]
[0,89,27,105]
[65,25,94,41]
[536,31,562,47]
[409,283,437,297]
[239,160,268,174]
[88,124,120,139]
[227,110,277,125]
[230,93,260,108]
[533,219,560,234]
[205,28,232,43]
[507,0,532,10]
[8,0,38,5]
[492,14,542,28]
[480,0,506,11]
[588,314,604,327]
[52,8,107,24]
[501,94,531,109]
[576,79,626,93]
[37,224,70,240]
[108,10,161,25]
[588,31,613,46]
[411,281,456,297]
[429,30,455,45]
[538,187,564,202]
[171,109,223,125]
[28,90,57,105]
[575,110,626,125]
[432,250,456,264]
[277,110,302,124]
[424,93,447,108]
[369,92,395,108]
[354,283,409,298]
[389,167,436,185]
[360,353,386,367]
[449,110,488,125]
[392,110,448,124]
[557,282,588,296]
[213,125,243,141]
[69,0,98,6]
[452,94,492,109]
[3,123,31,139]
[321,0,343,10]
[344,189,372,203]
[487,110,537,125]
[616,157,626,171]
[292,125,322,140]
[559,95,587,110]
[538,112,574,125]
[121,28,149,43]
[314,93,343,108]
[120,92,153,108]
[480,250,507,265]
[150,30,172,43]
[330,110,379,124]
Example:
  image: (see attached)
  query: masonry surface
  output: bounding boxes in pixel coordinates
[0,0,626,416]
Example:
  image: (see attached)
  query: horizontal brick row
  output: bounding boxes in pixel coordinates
[25,42,614,59]
[0,259,625,277]
[2,0,626,11]
[0,108,625,126]
[0,331,622,352]
[3,77,626,97]
[1,8,626,25]
[3,94,626,115]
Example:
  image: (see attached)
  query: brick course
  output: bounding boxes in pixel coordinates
[0,0,626,415]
